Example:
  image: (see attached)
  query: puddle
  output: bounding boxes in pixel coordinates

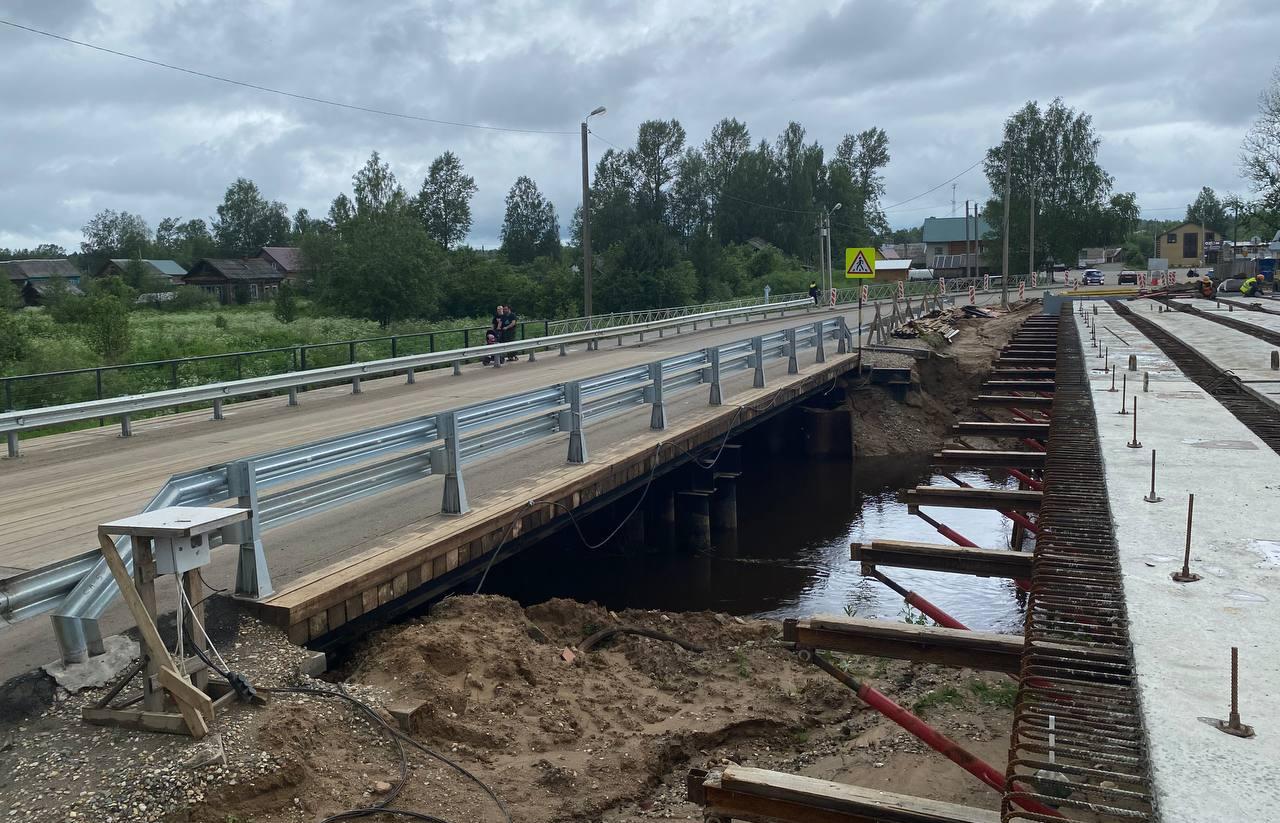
[1246,540,1280,567]
[1225,589,1269,603]
[1181,439,1260,451]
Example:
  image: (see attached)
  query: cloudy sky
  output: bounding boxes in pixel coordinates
[2,0,1277,252]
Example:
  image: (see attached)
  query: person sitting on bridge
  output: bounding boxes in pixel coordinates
[809,281,819,304]
[1241,275,1264,297]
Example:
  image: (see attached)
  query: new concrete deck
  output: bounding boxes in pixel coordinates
[1078,304,1280,822]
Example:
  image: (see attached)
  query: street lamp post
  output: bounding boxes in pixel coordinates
[580,105,607,324]
[822,202,842,299]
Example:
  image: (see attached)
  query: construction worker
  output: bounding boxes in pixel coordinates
[1198,276,1215,299]
[809,281,819,304]
[1241,275,1264,297]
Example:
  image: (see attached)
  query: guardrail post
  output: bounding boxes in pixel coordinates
[6,431,17,459]
[229,460,273,599]
[406,367,416,385]
[119,415,132,438]
[566,381,588,464]
[438,411,469,515]
[813,322,826,363]
[648,362,667,430]
[288,387,299,406]
[352,375,362,394]
[752,336,766,388]
[837,316,850,354]
[559,343,567,357]
[453,361,462,375]
[212,398,224,420]
[707,347,723,406]
[785,328,799,374]
[527,348,537,362]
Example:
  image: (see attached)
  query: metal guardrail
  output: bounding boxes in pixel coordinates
[0,298,815,457]
[2,310,858,663]
[0,319,549,415]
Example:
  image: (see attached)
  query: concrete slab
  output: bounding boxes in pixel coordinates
[1075,306,1280,823]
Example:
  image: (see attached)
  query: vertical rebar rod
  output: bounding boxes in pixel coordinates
[1229,647,1241,730]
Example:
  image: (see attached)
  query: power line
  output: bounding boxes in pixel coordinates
[0,18,578,136]
[881,158,985,211]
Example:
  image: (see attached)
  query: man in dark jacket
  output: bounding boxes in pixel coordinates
[809,281,819,304]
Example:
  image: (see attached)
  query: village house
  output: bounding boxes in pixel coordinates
[182,258,283,303]
[1154,222,1217,268]
[0,258,84,306]
[921,216,992,276]
[93,258,187,285]
[254,246,304,280]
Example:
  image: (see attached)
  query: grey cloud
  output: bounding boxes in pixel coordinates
[0,0,1276,251]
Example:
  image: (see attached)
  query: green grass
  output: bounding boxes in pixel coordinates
[967,678,1018,709]
[2,301,500,411]
[912,686,965,715]
[736,648,751,678]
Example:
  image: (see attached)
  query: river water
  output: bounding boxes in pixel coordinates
[480,421,1027,634]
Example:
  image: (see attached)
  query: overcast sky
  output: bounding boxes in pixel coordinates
[2,0,1277,253]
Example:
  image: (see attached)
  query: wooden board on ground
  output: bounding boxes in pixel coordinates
[784,615,1024,673]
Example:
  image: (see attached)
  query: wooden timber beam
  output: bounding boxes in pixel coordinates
[933,448,1046,468]
[782,616,1024,674]
[901,486,1042,511]
[971,394,1054,408]
[952,421,1050,437]
[687,766,1000,823]
[852,539,1033,579]
[989,368,1056,378]
[979,378,1057,391]
[995,357,1057,366]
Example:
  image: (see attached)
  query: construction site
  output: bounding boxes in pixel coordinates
[1,283,1278,823]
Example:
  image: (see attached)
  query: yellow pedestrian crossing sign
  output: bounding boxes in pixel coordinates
[845,247,875,279]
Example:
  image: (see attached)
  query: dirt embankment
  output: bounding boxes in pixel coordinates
[850,302,1042,456]
[192,596,1015,823]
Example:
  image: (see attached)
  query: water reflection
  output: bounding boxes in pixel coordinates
[481,449,1027,634]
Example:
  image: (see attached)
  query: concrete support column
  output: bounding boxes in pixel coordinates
[712,474,739,533]
[676,491,713,552]
[646,485,677,550]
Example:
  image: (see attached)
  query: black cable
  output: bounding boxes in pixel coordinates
[881,158,985,211]
[0,19,576,136]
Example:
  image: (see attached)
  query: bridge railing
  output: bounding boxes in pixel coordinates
[0,298,816,457]
[3,308,862,664]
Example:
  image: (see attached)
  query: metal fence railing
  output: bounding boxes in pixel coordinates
[0,320,549,415]
[3,311,856,664]
[0,299,813,457]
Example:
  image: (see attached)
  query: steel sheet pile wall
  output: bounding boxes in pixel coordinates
[1002,310,1156,822]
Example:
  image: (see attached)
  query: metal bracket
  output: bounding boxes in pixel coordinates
[229,460,273,599]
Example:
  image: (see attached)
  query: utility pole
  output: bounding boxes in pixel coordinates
[580,106,606,324]
[1001,148,1011,309]
[1028,181,1036,287]
[964,201,971,280]
[952,183,957,217]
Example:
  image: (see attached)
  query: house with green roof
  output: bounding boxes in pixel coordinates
[94,258,188,285]
[921,216,993,275]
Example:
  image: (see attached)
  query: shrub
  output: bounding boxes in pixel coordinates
[273,280,298,324]
[82,295,131,360]
[163,286,218,313]
[0,311,26,365]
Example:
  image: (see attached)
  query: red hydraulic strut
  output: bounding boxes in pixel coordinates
[805,652,1064,818]
[869,569,967,629]
[1005,467,1043,491]
[913,508,980,548]
[940,472,1039,535]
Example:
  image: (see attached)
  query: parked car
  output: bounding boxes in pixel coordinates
[907,268,936,282]
[1118,270,1139,285]
[1082,269,1105,286]
[1218,278,1245,294]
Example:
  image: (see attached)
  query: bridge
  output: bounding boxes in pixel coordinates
[0,283,1042,678]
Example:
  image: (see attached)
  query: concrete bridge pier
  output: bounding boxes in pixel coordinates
[676,490,713,552]
[647,484,677,550]
[801,406,854,457]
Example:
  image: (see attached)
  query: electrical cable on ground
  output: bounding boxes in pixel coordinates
[173,590,509,823]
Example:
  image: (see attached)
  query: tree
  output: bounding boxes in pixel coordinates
[0,275,21,311]
[82,295,131,360]
[416,151,477,250]
[500,176,560,264]
[1186,186,1228,235]
[984,98,1115,269]
[1242,64,1280,213]
[627,119,687,223]
[212,178,291,256]
[154,217,215,267]
[273,279,298,323]
[0,310,24,365]
[669,149,712,238]
[81,209,151,273]
[351,151,408,217]
[703,117,752,195]
[833,128,891,240]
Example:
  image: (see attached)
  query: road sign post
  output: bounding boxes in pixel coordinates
[846,248,875,370]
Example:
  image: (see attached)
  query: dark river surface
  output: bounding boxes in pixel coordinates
[480,429,1028,634]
